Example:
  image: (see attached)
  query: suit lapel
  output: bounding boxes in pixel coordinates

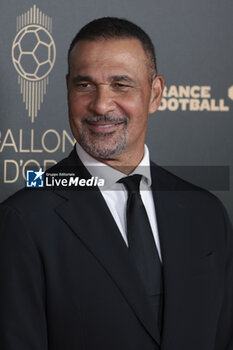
[150,163,212,349]
[52,150,161,345]
[150,163,189,346]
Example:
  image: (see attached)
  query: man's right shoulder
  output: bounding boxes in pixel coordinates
[0,183,63,228]
[0,151,76,214]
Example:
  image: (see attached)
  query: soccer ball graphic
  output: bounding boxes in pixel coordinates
[12,25,56,81]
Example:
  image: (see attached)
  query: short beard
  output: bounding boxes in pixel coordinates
[79,114,128,159]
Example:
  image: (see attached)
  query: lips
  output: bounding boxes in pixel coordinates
[86,121,125,134]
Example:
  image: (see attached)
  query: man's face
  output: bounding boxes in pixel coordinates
[67,38,164,164]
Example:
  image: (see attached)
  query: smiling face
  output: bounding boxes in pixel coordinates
[67,38,164,169]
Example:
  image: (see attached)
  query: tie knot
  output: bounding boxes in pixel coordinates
[118,174,142,193]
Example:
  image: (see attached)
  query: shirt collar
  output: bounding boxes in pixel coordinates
[75,142,152,189]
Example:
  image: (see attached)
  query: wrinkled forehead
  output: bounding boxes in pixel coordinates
[69,38,152,79]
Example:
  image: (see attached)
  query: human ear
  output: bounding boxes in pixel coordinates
[148,75,165,114]
[66,74,70,89]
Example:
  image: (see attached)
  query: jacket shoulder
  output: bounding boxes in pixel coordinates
[150,160,224,206]
[0,152,75,212]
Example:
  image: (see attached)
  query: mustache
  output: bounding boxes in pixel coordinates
[82,114,128,124]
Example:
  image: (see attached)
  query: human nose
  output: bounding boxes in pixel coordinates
[88,85,116,115]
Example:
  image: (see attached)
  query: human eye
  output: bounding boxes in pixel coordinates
[113,82,131,90]
[75,82,94,91]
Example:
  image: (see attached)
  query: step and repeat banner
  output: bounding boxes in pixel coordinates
[0,0,232,220]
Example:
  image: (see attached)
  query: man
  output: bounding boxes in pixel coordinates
[0,17,232,350]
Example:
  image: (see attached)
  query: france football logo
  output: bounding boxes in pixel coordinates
[26,169,44,187]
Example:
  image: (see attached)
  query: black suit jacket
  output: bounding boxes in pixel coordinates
[0,148,233,350]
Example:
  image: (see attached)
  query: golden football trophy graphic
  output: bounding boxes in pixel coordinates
[11,5,56,122]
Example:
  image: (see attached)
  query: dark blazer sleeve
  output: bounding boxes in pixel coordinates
[214,203,233,350]
[0,204,48,350]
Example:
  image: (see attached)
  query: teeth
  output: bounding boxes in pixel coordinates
[88,122,123,129]
[95,124,115,128]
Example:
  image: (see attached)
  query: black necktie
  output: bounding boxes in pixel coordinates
[118,175,162,297]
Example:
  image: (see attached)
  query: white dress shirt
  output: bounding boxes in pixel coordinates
[76,143,162,261]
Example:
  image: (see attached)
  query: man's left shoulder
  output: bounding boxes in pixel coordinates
[150,161,231,225]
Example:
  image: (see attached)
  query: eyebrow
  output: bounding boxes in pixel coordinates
[72,74,136,84]
[72,75,92,83]
[109,75,136,84]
